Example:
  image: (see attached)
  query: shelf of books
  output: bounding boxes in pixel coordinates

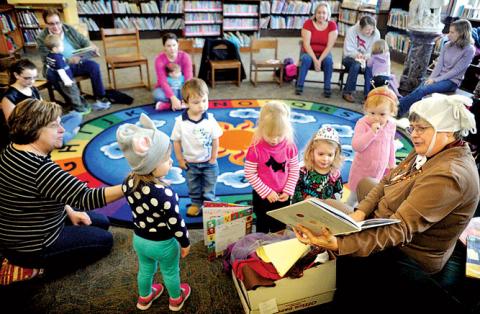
[385,31,409,63]
[184,0,222,48]
[0,5,23,55]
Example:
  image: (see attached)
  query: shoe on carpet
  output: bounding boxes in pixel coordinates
[92,98,111,111]
[295,87,303,95]
[342,93,355,103]
[323,90,331,98]
[169,283,191,312]
[393,117,410,130]
[155,101,171,111]
[186,205,201,217]
[136,283,164,310]
[0,258,44,286]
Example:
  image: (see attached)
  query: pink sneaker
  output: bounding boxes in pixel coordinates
[155,101,171,111]
[137,283,164,310]
[169,283,191,311]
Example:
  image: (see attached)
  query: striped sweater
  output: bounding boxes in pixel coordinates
[0,144,106,252]
[244,139,299,199]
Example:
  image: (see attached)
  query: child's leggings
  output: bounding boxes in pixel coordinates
[133,235,181,298]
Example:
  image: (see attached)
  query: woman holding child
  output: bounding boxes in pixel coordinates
[342,15,380,103]
[296,1,337,97]
[294,94,479,313]
[154,33,193,111]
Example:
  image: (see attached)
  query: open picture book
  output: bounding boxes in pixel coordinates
[267,198,400,236]
[71,46,99,59]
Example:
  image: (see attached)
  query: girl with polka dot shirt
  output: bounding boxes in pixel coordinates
[117,113,191,311]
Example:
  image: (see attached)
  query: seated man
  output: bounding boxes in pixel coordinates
[36,8,111,108]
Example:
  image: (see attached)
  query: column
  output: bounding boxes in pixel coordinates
[399,30,441,95]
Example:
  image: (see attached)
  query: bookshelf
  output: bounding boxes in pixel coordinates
[337,1,388,38]
[7,0,80,48]
[0,4,23,55]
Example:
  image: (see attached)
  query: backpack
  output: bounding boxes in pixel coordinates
[275,57,297,82]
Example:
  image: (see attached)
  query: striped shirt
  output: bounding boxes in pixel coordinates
[244,139,299,199]
[0,144,106,252]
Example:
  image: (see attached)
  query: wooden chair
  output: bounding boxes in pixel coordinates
[101,28,151,90]
[249,38,283,87]
[178,38,196,76]
[209,44,241,89]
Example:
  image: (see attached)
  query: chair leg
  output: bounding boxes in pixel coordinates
[237,64,240,87]
[106,64,112,89]
[254,68,258,87]
[145,62,151,91]
[211,66,215,89]
[111,66,117,90]
[279,66,283,86]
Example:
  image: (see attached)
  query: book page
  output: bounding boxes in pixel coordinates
[267,199,361,235]
[214,217,247,254]
[71,46,99,59]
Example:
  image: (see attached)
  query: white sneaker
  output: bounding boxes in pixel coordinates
[393,117,409,129]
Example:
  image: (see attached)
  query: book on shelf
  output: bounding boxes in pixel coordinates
[71,46,100,59]
[267,198,400,236]
[466,235,480,279]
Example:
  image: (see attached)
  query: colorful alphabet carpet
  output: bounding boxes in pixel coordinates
[50,99,413,228]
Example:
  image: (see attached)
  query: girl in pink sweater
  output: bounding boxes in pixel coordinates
[244,101,300,233]
[347,86,398,206]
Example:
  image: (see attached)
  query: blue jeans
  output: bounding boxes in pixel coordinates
[398,79,457,116]
[342,56,372,96]
[186,161,219,207]
[61,111,83,145]
[296,53,333,92]
[3,212,112,274]
[69,59,106,98]
[153,87,182,103]
[133,235,181,298]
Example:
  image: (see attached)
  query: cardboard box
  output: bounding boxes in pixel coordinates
[232,259,336,314]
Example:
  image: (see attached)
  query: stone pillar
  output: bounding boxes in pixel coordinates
[399,30,441,95]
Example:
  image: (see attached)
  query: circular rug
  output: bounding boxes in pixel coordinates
[50,99,413,227]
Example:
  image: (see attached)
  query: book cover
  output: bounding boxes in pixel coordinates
[202,201,251,245]
[71,46,99,59]
[267,198,400,236]
[466,235,480,279]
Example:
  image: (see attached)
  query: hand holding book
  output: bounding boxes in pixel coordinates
[292,224,338,251]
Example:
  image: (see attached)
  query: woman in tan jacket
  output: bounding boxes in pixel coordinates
[294,94,479,313]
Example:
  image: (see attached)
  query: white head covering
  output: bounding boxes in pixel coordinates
[409,93,476,137]
[409,94,477,164]
[116,113,170,175]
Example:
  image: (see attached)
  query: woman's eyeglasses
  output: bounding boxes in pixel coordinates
[406,125,431,135]
[20,76,37,81]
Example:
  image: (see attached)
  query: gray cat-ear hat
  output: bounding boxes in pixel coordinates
[116,113,170,175]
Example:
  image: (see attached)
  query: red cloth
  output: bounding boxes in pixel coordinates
[232,255,281,282]
[301,19,337,56]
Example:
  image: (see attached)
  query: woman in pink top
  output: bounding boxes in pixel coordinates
[153,33,193,111]
[296,2,338,98]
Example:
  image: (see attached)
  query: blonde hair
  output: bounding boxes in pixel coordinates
[364,86,398,116]
[44,34,62,51]
[253,101,294,145]
[313,2,331,21]
[371,39,388,55]
[182,78,208,104]
[303,137,344,171]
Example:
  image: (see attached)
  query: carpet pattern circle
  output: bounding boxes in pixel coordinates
[50,99,413,227]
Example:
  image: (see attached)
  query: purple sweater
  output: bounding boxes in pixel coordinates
[367,52,391,77]
[430,42,475,86]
